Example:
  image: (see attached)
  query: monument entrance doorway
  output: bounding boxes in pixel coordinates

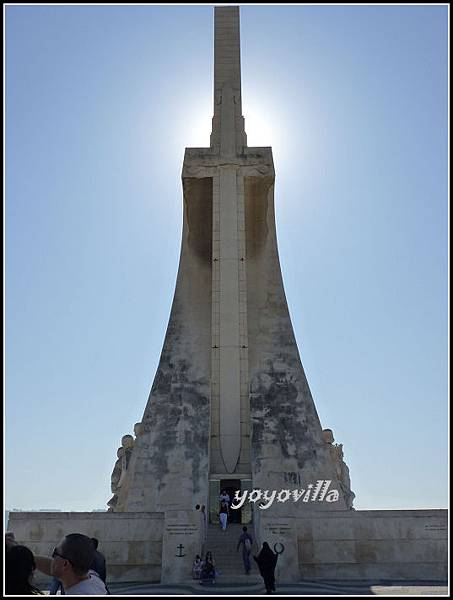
[208,478,253,524]
[220,479,241,523]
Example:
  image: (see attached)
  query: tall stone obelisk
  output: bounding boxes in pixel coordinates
[109,6,354,523]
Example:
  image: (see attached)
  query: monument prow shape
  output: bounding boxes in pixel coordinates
[8,7,447,588]
[109,6,354,518]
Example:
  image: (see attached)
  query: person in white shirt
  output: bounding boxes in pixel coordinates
[219,490,231,505]
[35,533,108,595]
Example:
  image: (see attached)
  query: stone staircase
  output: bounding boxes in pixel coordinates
[203,523,262,584]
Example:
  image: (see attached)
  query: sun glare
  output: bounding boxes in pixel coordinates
[182,100,213,148]
[172,96,291,163]
[243,97,289,164]
[244,102,275,147]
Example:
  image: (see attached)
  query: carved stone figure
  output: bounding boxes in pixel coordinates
[322,428,355,510]
[134,422,144,437]
[107,435,135,511]
[322,429,334,444]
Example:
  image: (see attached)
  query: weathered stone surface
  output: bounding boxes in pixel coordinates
[297,509,447,581]
[113,6,354,524]
[245,175,352,515]
[8,511,164,583]
[258,515,300,582]
[114,175,213,513]
[160,510,202,584]
[8,509,446,585]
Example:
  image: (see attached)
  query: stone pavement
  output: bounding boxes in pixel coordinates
[105,580,449,596]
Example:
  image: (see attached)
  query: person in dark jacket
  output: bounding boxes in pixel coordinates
[90,538,107,583]
[237,526,253,574]
[200,551,216,584]
[253,542,278,594]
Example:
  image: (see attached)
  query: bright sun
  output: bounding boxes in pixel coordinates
[243,101,276,148]
[243,96,290,165]
[180,95,289,164]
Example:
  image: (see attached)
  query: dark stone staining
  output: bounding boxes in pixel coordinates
[244,177,273,259]
[128,175,211,504]
[151,369,172,396]
[183,177,213,264]
[143,359,210,493]
[244,172,329,476]
[181,388,209,493]
[250,359,323,473]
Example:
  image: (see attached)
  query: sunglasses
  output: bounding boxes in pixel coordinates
[52,547,73,564]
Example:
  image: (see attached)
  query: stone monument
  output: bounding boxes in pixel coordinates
[109,4,354,546]
[9,7,446,587]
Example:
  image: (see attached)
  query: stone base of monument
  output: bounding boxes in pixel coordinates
[255,514,301,583]
[160,510,202,584]
[8,508,447,585]
[296,509,447,581]
[8,511,164,584]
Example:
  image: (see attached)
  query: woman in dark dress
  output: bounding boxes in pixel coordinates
[200,551,216,584]
[253,542,278,594]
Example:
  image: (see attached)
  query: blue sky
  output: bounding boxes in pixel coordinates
[5,4,448,512]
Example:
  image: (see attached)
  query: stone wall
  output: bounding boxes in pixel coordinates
[8,511,164,584]
[297,509,447,581]
[8,509,447,585]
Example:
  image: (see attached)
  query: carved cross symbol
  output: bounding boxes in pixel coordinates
[176,544,185,558]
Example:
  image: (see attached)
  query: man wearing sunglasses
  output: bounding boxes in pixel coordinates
[35,533,108,595]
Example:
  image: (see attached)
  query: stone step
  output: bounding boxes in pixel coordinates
[208,536,247,540]
[207,563,246,568]
[202,557,246,564]
[205,545,258,553]
[204,552,257,562]
[207,540,241,544]
[208,525,244,529]
[211,560,248,568]
[205,538,246,544]
[205,523,257,573]
[216,563,258,575]
[208,528,243,533]
[206,539,248,546]
[216,574,261,581]
[207,532,254,542]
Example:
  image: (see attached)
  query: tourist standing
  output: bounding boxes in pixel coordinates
[200,505,208,552]
[237,526,253,574]
[254,542,278,594]
[90,538,107,582]
[200,505,208,540]
[34,533,108,594]
[195,504,207,554]
[192,554,203,579]
[219,500,229,531]
[219,489,231,505]
[91,537,109,592]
